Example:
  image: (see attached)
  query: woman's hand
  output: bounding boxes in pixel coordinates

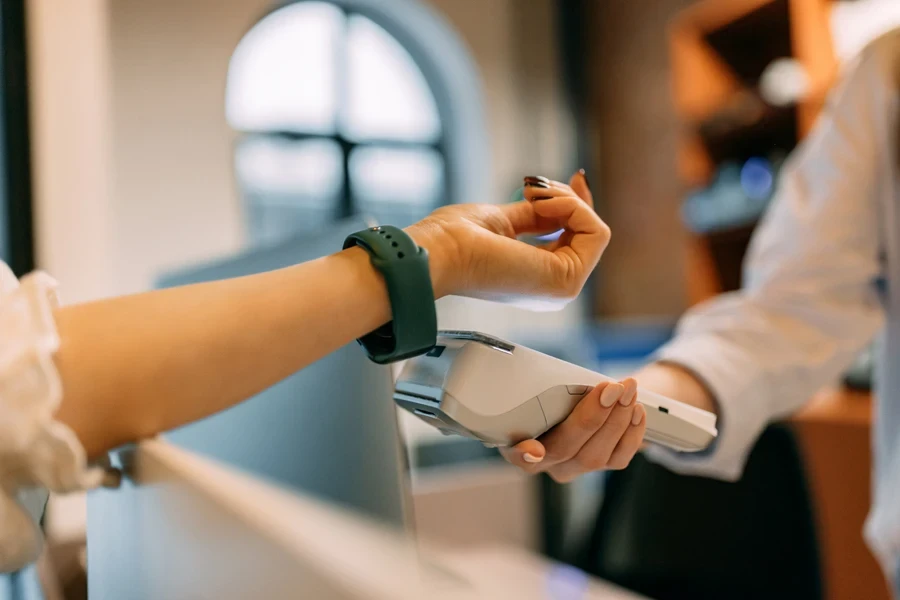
[499,378,647,482]
[408,171,610,309]
[404,171,642,480]
[499,363,717,481]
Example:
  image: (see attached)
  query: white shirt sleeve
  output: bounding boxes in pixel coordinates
[0,263,104,573]
[645,37,897,481]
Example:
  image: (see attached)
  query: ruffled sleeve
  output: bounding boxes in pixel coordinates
[0,263,105,573]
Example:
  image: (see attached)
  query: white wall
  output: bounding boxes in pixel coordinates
[428,0,576,197]
[27,0,266,302]
[27,0,116,304]
[106,0,265,295]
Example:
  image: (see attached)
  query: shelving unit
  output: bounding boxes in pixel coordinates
[668,0,835,304]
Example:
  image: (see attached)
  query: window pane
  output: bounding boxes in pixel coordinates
[344,16,441,143]
[226,2,344,133]
[349,146,443,227]
[235,137,343,243]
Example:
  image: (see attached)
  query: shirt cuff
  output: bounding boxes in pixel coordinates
[642,333,773,482]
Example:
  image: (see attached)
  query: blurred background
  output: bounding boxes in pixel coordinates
[4,0,900,598]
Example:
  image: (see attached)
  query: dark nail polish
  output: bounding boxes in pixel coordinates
[578,168,591,191]
[529,195,553,201]
[524,175,551,189]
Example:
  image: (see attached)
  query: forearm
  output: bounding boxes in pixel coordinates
[53,246,395,458]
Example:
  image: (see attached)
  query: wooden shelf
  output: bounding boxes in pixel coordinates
[790,0,839,133]
[669,0,836,302]
[671,0,833,129]
[673,0,776,32]
[703,0,793,86]
[695,97,797,167]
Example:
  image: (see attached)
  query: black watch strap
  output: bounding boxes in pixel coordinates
[343,225,437,364]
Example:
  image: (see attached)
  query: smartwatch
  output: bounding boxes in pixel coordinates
[343,225,437,364]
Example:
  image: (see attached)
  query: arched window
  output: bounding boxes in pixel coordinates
[226,0,487,245]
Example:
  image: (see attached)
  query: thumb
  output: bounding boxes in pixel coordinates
[500,439,546,470]
[569,169,593,208]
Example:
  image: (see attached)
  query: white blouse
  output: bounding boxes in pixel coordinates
[0,262,104,573]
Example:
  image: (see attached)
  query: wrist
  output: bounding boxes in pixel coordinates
[406,221,457,299]
[343,225,439,363]
[635,362,719,416]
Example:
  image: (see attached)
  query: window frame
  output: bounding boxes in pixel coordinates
[230,0,488,232]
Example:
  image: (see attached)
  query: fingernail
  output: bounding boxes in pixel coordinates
[525,181,551,189]
[632,405,645,426]
[578,168,591,191]
[523,453,544,464]
[619,383,636,406]
[524,176,551,189]
[530,196,553,201]
[600,383,625,407]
